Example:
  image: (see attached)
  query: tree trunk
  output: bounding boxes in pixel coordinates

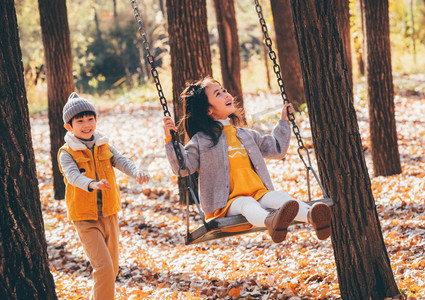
[353,0,366,77]
[263,42,272,91]
[113,0,117,20]
[410,0,416,64]
[270,0,304,111]
[362,0,402,176]
[166,0,212,205]
[335,0,353,91]
[213,0,246,123]
[289,1,400,299]
[0,1,57,299]
[93,0,102,41]
[38,0,75,200]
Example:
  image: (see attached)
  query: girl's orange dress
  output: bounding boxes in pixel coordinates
[205,125,269,231]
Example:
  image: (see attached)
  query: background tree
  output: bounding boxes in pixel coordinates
[361,0,402,176]
[289,0,400,298]
[270,0,304,111]
[38,0,75,200]
[0,1,57,298]
[166,0,212,203]
[213,0,245,122]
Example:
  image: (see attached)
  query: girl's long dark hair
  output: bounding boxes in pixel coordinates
[180,77,242,147]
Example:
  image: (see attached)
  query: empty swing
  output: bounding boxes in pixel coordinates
[130,0,334,245]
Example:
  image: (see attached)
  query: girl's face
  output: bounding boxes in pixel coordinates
[205,83,235,120]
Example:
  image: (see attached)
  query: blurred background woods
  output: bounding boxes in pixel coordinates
[15,0,425,113]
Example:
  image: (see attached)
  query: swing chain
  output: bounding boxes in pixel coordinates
[254,0,330,199]
[130,0,187,171]
[130,0,210,227]
[254,0,306,155]
[130,0,170,118]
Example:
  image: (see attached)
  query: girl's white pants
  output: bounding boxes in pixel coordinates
[226,190,310,227]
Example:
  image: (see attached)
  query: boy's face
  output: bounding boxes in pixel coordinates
[64,115,97,140]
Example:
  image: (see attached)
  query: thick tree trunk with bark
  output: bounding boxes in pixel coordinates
[362,0,401,176]
[213,0,245,122]
[166,0,212,121]
[270,0,304,111]
[0,1,57,299]
[38,0,75,200]
[335,0,353,90]
[289,1,400,299]
[166,0,212,204]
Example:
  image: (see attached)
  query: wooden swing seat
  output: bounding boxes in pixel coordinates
[186,197,334,245]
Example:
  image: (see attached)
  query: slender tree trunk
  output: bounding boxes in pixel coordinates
[353,0,366,77]
[270,0,304,110]
[166,0,212,204]
[263,42,272,91]
[38,0,75,200]
[213,0,245,123]
[410,0,416,64]
[158,0,166,17]
[113,0,117,20]
[0,1,57,298]
[93,0,102,41]
[362,0,401,176]
[290,1,400,298]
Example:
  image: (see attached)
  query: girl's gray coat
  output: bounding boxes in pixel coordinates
[165,120,291,215]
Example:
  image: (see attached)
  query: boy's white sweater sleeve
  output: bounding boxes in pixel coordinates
[109,145,139,178]
[59,151,94,192]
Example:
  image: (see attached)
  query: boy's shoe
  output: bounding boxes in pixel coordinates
[264,200,299,243]
[308,202,332,240]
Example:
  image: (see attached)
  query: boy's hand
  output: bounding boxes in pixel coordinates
[281,103,294,122]
[163,116,177,138]
[89,179,112,191]
[136,172,150,184]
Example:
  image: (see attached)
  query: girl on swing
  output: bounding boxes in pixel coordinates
[163,77,331,243]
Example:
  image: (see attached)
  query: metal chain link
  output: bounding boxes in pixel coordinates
[130,0,210,226]
[130,0,188,172]
[254,1,330,199]
[254,0,309,165]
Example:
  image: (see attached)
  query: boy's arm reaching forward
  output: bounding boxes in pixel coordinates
[109,145,150,184]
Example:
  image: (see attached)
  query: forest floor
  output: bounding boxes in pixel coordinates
[31,75,425,299]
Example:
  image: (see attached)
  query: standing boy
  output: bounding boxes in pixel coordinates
[58,92,149,300]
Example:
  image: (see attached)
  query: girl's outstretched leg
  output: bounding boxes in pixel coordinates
[264,200,299,243]
[308,202,332,240]
[259,190,310,222]
[227,196,298,243]
[226,196,268,227]
[259,190,332,240]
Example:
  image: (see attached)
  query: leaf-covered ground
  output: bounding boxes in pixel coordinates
[31,77,425,299]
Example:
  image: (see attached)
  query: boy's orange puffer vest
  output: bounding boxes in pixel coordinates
[58,143,121,221]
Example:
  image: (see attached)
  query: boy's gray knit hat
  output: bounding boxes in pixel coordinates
[63,92,96,124]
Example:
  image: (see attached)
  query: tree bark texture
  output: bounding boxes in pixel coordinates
[334,0,353,91]
[289,1,400,299]
[166,0,212,122]
[166,0,212,204]
[0,1,57,299]
[362,0,402,176]
[270,0,304,111]
[38,0,75,200]
[213,0,245,122]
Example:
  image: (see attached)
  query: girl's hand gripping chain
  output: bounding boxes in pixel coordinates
[163,116,177,138]
[281,103,295,123]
